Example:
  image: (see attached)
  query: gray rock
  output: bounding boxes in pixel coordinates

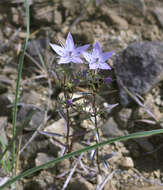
[114,42,163,106]
[45,119,67,137]
[154,7,163,28]
[17,104,45,131]
[35,152,54,166]
[16,89,46,131]
[101,117,125,138]
[44,118,74,143]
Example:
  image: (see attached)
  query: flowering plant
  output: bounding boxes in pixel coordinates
[50,32,114,167]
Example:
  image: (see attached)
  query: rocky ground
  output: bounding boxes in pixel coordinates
[0,0,163,189]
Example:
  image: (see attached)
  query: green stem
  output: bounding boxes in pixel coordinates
[92,92,101,173]
[90,70,101,172]
[63,67,71,152]
[12,0,30,172]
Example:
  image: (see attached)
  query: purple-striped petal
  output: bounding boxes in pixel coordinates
[75,44,90,54]
[93,42,102,57]
[102,51,114,61]
[50,43,65,56]
[66,32,75,51]
[83,52,92,63]
[99,62,111,70]
[58,57,71,64]
[72,57,83,64]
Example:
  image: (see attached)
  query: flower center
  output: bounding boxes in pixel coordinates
[68,51,73,58]
[95,57,100,63]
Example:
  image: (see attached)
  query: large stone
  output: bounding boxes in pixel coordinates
[17,90,46,131]
[35,152,54,166]
[114,42,163,106]
[44,118,74,146]
[101,117,125,138]
[17,104,45,131]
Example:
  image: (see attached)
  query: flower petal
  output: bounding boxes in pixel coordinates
[71,57,83,64]
[58,57,71,64]
[50,43,65,56]
[75,44,90,54]
[93,42,102,57]
[83,52,92,63]
[99,62,111,70]
[102,51,114,61]
[66,32,75,51]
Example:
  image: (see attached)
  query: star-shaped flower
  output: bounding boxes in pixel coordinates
[83,42,114,70]
[50,32,90,64]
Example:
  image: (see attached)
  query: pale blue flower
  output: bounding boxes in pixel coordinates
[50,32,90,64]
[83,42,114,70]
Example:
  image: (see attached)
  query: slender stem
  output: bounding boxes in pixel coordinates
[66,105,70,151]
[92,94,99,140]
[63,68,71,152]
[92,93,101,173]
[90,70,101,173]
[12,0,30,172]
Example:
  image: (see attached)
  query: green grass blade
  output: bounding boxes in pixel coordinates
[11,0,30,170]
[1,128,163,189]
[0,137,10,174]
